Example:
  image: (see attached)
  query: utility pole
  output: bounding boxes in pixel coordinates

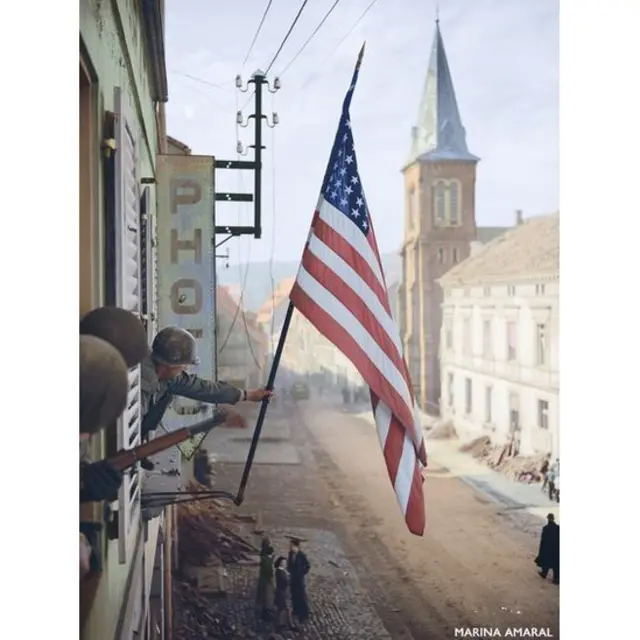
[213,70,280,245]
[211,71,279,379]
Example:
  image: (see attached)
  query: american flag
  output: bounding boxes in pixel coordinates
[289,46,427,536]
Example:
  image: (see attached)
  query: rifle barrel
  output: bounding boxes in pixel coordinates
[109,415,221,472]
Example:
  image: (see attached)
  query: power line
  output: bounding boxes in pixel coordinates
[279,0,342,77]
[169,69,233,90]
[169,75,233,112]
[242,0,275,70]
[265,0,312,75]
[300,0,380,90]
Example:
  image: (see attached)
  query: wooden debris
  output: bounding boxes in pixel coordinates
[173,482,261,638]
[176,482,259,567]
[459,438,548,484]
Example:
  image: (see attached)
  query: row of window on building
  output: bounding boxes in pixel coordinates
[444,319,549,365]
[458,283,546,299]
[446,373,550,431]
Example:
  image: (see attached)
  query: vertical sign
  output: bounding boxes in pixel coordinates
[156,155,215,458]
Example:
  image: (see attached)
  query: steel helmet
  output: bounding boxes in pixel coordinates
[152,326,200,366]
[80,306,150,368]
[79,335,129,434]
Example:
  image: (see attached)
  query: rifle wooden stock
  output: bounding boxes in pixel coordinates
[108,416,222,472]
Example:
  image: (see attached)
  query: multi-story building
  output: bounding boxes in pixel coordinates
[80,0,174,637]
[396,20,510,413]
[438,213,559,457]
[216,286,268,389]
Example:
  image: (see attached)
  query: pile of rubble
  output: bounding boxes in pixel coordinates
[173,483,261,638]
[176,487,259,567]
[428,420,458,440]
[460,436,547,484]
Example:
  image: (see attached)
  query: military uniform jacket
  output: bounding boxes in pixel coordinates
[140,356,242,437]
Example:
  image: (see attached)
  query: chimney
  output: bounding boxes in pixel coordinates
[515,209,523,226]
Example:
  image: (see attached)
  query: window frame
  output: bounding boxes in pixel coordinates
[432,179,462,227]
[507,321,517,361]
[536,322,547,366]
[484,385,493,423]
[537,399,549,430]
[464,377,472,415]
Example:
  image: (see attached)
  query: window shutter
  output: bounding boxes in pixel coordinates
[114,86,142,564]
[149,205,159,337]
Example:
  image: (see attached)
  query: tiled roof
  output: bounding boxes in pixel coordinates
[439,213,559,286]
[216,286,240,316]
[216,286,267,345]
[255,277,296,325]
[476,226,509,244]
[166,135,191,154]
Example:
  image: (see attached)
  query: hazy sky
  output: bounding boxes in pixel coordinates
[164,0,558,265]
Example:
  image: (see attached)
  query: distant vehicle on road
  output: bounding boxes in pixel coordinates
[291,382,310,402]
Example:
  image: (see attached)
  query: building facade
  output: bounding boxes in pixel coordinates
[396,21,508,414]
[438,214,559,458]
[217,286,268,389]
[80,0,173,637]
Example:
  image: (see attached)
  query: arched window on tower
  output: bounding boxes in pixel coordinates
[433,179,462,226]
[407,187,415,232]
[449,181,460,225]
[434,181,446,224]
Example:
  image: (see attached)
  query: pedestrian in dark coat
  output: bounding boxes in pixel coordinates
[287,538,311,623]
[535,513,560,584]
[255,538,275,622]
[273,556,297,631]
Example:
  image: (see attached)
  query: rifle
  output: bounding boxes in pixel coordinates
[108,415,223,472]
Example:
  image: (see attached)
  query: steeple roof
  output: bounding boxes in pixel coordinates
[407,21,479,165]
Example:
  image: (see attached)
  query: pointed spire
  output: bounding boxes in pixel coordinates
[407,20,479,165]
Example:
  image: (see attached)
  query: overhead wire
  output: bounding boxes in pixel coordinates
[278,0,342,77]
[169,74,233,113]
[220,0,312,364]
[169,69,233,90]
[220,0,382,367]
[242,0,275,70]
[299,0,380,90]
[265,0,312,74]
[218,0,280,366]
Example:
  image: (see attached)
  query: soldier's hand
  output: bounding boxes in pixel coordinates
[245,388,274,403]
[221,406,247,429]
[80,460,123,503]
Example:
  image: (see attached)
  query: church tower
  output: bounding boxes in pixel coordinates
[398,19,479,413]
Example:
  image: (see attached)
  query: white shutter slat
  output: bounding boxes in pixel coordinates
[114,86,142,565]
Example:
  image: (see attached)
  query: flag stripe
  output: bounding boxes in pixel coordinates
[373,396,425,535]
[317,200,385,290]
[301,237,425,460]
[295,261,417,433]
[314,213,390,314]
[290,60,425,536]
[306,232,403,361]
[313,200,425,461]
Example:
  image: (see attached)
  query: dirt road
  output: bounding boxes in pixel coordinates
[207,400,559,639]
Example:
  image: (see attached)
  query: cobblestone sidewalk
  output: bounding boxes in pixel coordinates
[206,527,390,640]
